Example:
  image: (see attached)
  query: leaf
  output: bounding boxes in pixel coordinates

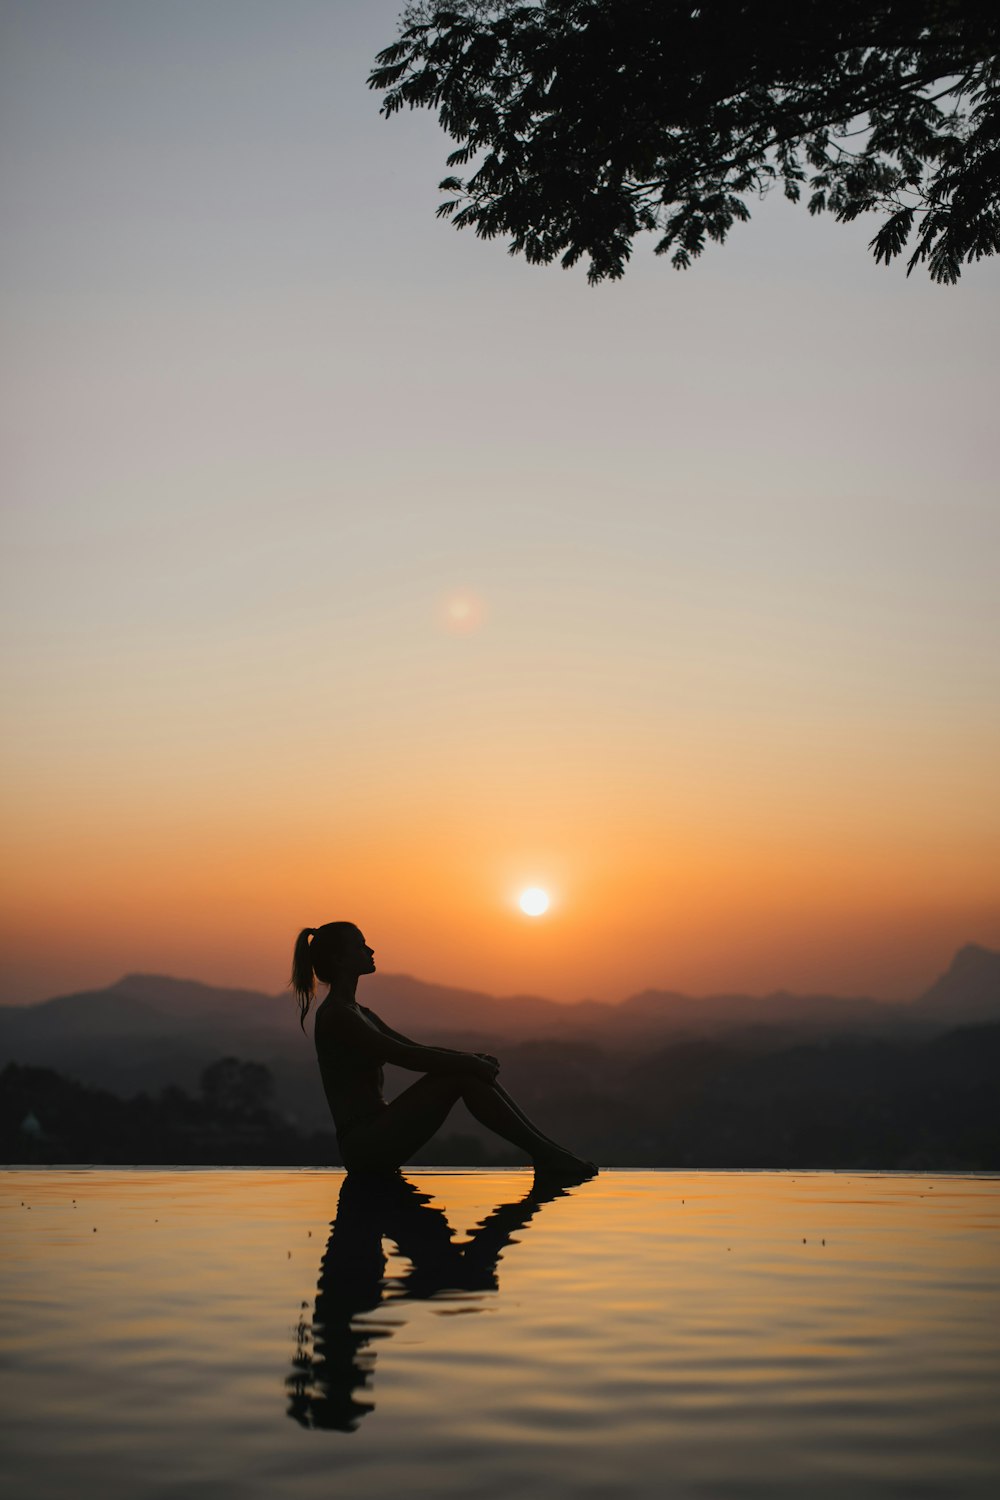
[869,206,915,265]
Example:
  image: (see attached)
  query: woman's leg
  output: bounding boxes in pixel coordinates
[489,1080,566,1150]
[340,1074,462,1171]
[458,1078,593,1171]
[341,1073,593,1174]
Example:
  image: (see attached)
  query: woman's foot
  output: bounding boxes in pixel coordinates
[532,1147,598,1180]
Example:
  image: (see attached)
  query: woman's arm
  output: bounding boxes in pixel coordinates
[361,1006,476,1059]
[331,1006,496,1079]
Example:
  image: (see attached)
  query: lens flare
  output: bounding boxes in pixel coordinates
[439,590,485,633]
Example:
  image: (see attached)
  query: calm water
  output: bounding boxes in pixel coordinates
[1,1169,998,1499]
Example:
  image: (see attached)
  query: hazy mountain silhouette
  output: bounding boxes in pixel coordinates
[5,1023,998,1171]
[908,944,1000,1025]
[1,947,996,1134]
[11,973,285,1035]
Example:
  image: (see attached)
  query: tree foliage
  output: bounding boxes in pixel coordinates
[369,1,1000,282]
[200,1056,274,1120]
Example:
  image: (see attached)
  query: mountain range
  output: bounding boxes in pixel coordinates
[1,944,997,1133]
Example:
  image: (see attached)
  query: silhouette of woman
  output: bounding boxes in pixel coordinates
[287,1170,574,1431]
[290,922,595,1177]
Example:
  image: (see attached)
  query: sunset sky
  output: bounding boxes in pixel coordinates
[2,0,998,1008]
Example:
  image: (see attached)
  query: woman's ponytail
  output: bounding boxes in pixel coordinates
[290,927,318,1029]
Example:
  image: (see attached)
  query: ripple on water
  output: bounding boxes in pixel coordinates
[1,1168,998,1500]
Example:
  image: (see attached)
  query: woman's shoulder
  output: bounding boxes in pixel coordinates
[314,1000,374,1041]
[312,999,345,1037]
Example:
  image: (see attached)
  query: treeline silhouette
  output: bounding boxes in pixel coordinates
[2,1058,336,1167]
[4,1021,998,1169]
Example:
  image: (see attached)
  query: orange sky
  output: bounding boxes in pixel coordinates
[1,3,998,1007]
[2,641,997,1003]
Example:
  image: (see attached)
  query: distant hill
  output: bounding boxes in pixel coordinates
[1,947,997,1132]
[6,973,287,1037]
[908,944,1000,1025]
[6,1021,999,1171]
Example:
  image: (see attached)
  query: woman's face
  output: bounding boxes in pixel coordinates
[340,927,376,977]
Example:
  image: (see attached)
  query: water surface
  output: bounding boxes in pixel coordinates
[2,1169,998,1498]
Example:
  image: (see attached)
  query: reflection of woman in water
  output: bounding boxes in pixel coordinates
[287,1170,572,1431]
[291,922,594,1177]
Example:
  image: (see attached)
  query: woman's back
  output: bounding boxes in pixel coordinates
[313,1001,388,1138]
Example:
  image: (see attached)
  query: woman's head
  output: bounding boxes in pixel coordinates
[290,922,375,1027]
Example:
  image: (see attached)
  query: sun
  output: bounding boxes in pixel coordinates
[518,887,550,917]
